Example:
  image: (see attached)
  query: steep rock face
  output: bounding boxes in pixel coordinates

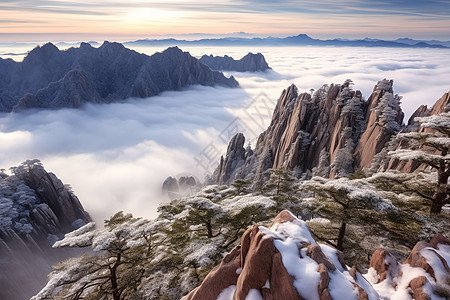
[213,79,404,184]
[199,52,270,72]
[213,133,248,184]
[354,80,404,168]
[0,161,91,300]
[183,211,378,300]
[13,69,102,111]
[0,42,238,112]
[366,234,450,299]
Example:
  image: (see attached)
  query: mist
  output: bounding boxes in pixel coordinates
[1,45,449,222]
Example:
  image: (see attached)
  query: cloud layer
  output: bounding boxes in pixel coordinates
[0,45,449,222]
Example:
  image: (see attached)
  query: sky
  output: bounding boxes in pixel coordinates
[1,0,450,42]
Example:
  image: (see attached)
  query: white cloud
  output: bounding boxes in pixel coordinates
[1,45,449,222]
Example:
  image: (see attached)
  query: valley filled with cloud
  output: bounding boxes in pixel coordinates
[1,45,449,222]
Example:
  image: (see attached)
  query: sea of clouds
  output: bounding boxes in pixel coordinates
[0,45,449,222]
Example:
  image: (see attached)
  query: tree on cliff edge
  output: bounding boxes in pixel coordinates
[389,110,450,214]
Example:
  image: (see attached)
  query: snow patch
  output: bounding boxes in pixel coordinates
[216,285,236,300]
[245,289,263,300]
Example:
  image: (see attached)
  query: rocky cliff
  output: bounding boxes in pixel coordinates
[0,160,91,300]
[183,210,379,300]
[213,79,407,184]
[199,52,271,72]
[0,42,238,112]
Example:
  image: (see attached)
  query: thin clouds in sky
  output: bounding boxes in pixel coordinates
[1,0,450,41]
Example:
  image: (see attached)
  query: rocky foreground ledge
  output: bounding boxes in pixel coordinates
[183,211,449,300]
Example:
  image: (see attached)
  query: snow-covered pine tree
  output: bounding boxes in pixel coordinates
[389,109,450,213]
[372,92,402,133]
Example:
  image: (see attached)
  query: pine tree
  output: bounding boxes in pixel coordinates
[389,110,450,213]
[263,168,297,212]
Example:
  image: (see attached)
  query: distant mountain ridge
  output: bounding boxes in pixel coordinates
[125,33,449,48]
[199,52,271,72]
[0,42,238,112]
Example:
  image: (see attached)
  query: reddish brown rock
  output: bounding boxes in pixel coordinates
[429,233,450,248]
[368,234,450,299]
[354,79,404,169]
[306,244,336,271]
[409,276,431,300]
[270,209,296,225]
[184,211,378,300]
[269,252,304,300]
[317,263,331,300]
[408,104,430,126]
[369,248,399,283]
[234,227,276,299]
[182,246,241,300]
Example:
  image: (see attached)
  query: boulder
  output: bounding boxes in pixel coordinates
[183,211,379,300]
[366,234,450,299]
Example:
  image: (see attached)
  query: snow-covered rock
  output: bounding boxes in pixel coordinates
[183,210,379,300]
[366,234,450,300]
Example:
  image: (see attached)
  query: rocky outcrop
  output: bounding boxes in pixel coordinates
[0,160,91,300]
[354,80,404,168]
[212,79,405,184]
[162,175,199,200]
[213,133,250,184]
[366,234,450,299]
[183,210,379,300]
[0,42,238,112]
[199,52,270,72]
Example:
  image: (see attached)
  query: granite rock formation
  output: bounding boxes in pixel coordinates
[366,234,450,299]
[0,160,91,300]
[199,52,271,72]
[213,79,406,184]
[162,175,199,200]
[0,42,238,112]
[183,210,379,300]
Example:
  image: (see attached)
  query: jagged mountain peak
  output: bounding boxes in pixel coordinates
[23,42,60,63]
[212,78,409,184]
[0,42,239,112]
[199,52,270,72]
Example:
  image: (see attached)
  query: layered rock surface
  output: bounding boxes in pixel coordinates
[0,161,91,300]
[183,211,379,300]
[366,234,450,299]
[0,42,238,112]
[199,52,271,72]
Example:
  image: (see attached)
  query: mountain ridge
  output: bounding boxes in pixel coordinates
[125,33,449,48]
[0,42,239,112]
